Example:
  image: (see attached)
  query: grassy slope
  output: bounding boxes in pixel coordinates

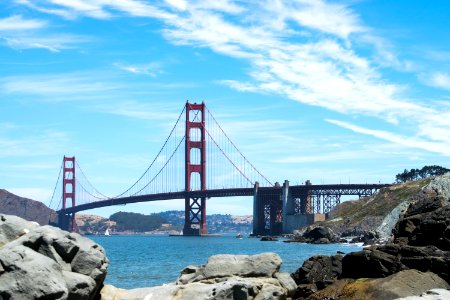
[323,178,432,235]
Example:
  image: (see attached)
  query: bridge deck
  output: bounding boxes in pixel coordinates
[57,184,390,214]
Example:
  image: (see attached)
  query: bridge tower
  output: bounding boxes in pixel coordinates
[58,156,77,232]
[184,102,207,235]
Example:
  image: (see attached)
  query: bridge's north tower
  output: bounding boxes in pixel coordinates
[184,102,207,235]
[58,156,77,232]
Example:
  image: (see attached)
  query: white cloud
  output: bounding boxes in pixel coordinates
[0,15,47,31]
[326,119,450,157]
[1,72,123,97]
[114,62,162,77]
[422,72,450,91]
[1,34,88,52]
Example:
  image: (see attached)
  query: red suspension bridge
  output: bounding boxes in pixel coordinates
[49,101,389,235]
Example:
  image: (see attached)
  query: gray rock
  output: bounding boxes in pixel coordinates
[0,214,108,300]
[0,214,39,247]
[176,264,205,284]
[0,245,68,299]
[63,270,96,300]
[274,272,297,296]
[203,252,281,278]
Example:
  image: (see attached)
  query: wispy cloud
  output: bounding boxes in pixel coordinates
[0,130,69,157]
[114,62,162,77]
[94,100,181,121]
[0,15,47,31]
[326,119,450,157]
[0,72,123,98]
[1,34,88,52]
[421,72,450,91]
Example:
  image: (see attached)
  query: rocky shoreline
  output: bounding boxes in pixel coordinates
[0,175,449,299]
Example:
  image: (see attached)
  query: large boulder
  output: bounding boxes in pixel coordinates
[203,253,281,278]
[291,254,343,296]
[101,253,297,300]
[0,214,108,300]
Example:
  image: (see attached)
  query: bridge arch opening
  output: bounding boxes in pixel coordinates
[190,148,201,165]
[189,172,201,191]
[189,128,201,142]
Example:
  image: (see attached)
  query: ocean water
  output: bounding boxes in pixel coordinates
[90,235,362,289]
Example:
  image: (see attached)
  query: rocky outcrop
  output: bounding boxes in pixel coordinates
[292,175,450,299]
[0,214,108,300]
[0,189,58,225]
[101,252,297,300]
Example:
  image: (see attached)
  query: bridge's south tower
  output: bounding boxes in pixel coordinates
[184,102,207,235]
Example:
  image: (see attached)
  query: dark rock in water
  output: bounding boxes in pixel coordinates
[342,229,379,245]
[0,214,108,300]
[290,226,340,244]
[260,236,278,241]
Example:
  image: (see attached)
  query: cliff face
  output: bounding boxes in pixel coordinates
[0,189,57,226]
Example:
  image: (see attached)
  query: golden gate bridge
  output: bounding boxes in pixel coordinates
[48,101,389,235]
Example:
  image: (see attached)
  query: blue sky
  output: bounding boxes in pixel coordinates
[1,0,449,217]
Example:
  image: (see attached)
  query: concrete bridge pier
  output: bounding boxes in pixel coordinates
[252,182,283,236]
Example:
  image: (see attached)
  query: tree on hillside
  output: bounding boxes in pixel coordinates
[395,165,450,183]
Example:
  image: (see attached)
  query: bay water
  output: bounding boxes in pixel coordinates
[91,234,362,289]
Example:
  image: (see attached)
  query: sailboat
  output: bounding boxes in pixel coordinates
[104,228,111,236]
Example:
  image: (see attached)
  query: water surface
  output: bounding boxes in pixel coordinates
[90,234,362,289]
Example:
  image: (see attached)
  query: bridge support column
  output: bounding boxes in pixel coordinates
[252,182,264,235]
[183,102,207,236]
[57,212,77,232]
[252,183,282,236]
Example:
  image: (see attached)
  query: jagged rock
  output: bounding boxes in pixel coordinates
[291,254,343,297]
[0,214,108,300]
[393,195,450,250]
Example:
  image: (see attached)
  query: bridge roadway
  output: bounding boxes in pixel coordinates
[58,183,389,215]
